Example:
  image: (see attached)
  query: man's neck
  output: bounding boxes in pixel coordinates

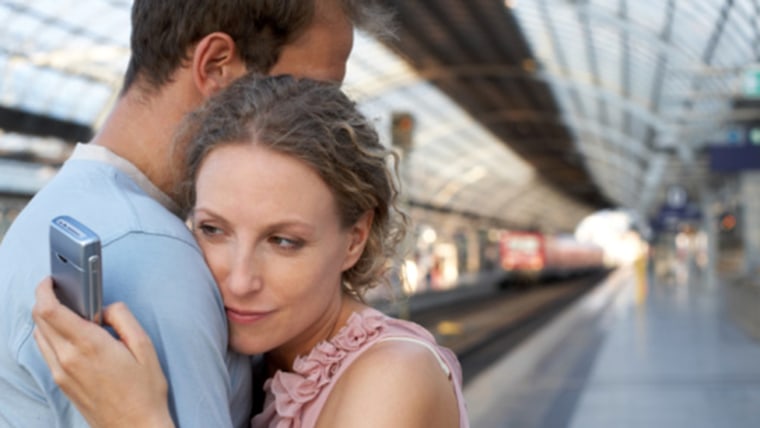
[90,85,194,199]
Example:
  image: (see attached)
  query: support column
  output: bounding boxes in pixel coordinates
[701,189,718,287]
[740,171,760,277]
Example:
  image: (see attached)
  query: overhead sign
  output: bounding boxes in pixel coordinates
[666,186,687,209]
[709,145,760,171]
[709,121,760,171]
[744,66,760,97]
[651,202,702,232]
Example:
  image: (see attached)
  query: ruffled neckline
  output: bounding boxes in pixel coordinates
[251,308,386,427]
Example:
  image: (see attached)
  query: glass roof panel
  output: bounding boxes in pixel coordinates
[628,41,657,108]
[345,34,538,217]
[2,2,585,228]
[671,6,714,59]
[509,0,753,216]
[627,0,669,33]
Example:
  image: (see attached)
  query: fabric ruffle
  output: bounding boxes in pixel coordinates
[251,309,386,428]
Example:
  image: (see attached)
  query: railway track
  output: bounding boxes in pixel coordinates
[407,271,610,385]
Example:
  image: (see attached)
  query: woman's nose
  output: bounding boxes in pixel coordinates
[225,251,263,296]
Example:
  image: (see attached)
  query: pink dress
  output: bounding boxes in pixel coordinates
[250,307,469,427]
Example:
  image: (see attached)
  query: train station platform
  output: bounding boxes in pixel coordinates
[464,259,760,427]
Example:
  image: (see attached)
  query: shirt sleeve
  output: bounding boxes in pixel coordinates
[103,233,253,428]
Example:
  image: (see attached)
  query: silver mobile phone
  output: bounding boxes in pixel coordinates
[49,215,103,324]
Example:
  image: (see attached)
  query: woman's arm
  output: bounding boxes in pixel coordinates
[32,278,175,428]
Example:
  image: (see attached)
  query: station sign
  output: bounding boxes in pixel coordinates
[743,65,760,97]
[709,144,760,171]
[650,202,702,233]
[708,121,760,172]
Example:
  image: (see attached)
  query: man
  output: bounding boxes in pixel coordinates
[0,0,388,426]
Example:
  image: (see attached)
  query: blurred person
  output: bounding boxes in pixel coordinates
[0,0,389,426]
[33,74,470,427]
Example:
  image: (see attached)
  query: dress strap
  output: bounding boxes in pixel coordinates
[376,336,451,378]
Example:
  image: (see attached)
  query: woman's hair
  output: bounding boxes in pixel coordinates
[174,74,407,298]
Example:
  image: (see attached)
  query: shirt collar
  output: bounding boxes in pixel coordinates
[69,143,181,216]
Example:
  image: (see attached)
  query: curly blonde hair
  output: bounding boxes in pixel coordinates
[174,74,407,298]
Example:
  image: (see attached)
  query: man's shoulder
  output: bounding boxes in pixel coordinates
[0,158,205,346]
[30,158,192,244]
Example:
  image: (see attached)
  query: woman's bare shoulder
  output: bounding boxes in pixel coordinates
[316,338,460,428]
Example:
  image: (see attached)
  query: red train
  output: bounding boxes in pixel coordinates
[499,231,605,282]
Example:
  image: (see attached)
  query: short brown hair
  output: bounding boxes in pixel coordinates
[123,0,393,93]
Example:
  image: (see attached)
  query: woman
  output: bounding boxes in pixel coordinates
[32,74,469,427]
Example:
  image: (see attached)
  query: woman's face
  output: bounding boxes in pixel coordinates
[191,143,365,362]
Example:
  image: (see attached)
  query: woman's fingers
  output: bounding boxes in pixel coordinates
[32,277,96,345]
[32,277,173,427]
[101,302,162,369]
[32,326,65,385]
[32,278,109,406]
[32,278,100,372]
[32,276,158,374]
[33,278,154,358]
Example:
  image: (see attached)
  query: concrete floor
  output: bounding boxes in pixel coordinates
[464,261,760,427]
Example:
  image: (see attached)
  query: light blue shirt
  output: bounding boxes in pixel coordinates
[0,144,252,427]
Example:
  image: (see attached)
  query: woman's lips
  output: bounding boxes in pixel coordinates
[225,307,271,324]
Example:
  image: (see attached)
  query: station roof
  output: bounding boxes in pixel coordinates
[382,0,757,227]
[1,0,754,233]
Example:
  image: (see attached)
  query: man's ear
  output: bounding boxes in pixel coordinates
[191,32,247,97]
[342,211,374,271]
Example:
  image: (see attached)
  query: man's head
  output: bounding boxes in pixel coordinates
[123,0,392,93]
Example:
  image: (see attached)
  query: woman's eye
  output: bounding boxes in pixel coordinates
[197,224,222,237]
[271,236,302,250]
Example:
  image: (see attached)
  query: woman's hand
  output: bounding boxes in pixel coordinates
[32,277,175,428]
